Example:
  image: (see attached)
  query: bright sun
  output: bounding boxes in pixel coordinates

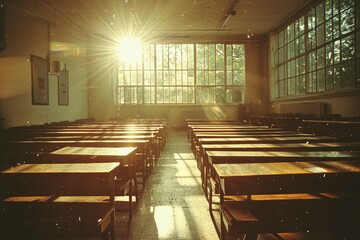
[117,37,143,64]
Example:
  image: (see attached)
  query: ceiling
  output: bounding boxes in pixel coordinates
[42,0,311,42]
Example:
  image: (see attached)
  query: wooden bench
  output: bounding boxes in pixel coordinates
[0,162,120,239]
[213,161,360,240]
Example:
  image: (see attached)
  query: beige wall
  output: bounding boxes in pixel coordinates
[0,4,88,129]
[244,41,269,116]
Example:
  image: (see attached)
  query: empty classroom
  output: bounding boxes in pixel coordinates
[0,0,360,240]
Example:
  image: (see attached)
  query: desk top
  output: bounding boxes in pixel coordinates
[199,136,337,143]
[201,142,360,151]
[303,120,360,125]
[193,130,294,134]
[189,125,270,129]
[206,150,360,164]
[1,162,120,174]
[195,133,311,138]
[214,161,360,178]
[51,146,137,157]
[18,129,159,134]
[6,139,149,144]
[33,135,155,140]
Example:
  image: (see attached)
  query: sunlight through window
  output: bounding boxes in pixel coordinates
[117,36,142,64]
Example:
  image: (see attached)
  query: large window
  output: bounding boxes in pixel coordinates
[117,44,245,104]
[272,0,359,98]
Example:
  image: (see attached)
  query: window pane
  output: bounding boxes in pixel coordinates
[307,29,316,49]
[288,77,296,95]
[216,44,224,69]
[316,3,325,25]
[317,68,326,91]
[325,19,333,42]
[334,65,341,89]
[298,35,305,54]
[287,23,294,42]
[299,56,306,74]
[326,66,334,91]
[339,0,353,12]
[333,15,340,38]
[308,8,316,29]
[341,60,356,88]
[307,71,317,93]
[299,75,306,94]
[287,41,295,59]
[341,34,356,61]
[298,16,305,35]
[333,40,341,64]
[317,47,325,69]
[216,71,225,85]
[326,43,333,66]
[308,51,317,71]
[341,7,355,35]
[316,23,325,46]
[215,87,225,103]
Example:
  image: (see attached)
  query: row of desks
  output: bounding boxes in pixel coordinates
[0,120,168,239]
[186,120,360,240]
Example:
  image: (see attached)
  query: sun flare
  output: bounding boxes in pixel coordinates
[117,37,143,64]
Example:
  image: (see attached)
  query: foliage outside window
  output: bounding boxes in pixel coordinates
[117,44,245,104]
[273,0,359,98]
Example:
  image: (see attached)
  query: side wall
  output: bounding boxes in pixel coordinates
[0,3,88,129]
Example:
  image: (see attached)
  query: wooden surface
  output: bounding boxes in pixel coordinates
[201,142,360,151]
[1,162,120,174]
[213,161,360,195]
[214,161,360,177]
[51,146,137,157]
[206,150,360,164]
[198,136,337,144]
[195,133,312,138]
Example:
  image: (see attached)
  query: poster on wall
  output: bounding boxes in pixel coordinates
[31,55,49,105]
[58,69,69,106]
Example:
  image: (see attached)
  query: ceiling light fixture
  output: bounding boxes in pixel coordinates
[219,0,240,29]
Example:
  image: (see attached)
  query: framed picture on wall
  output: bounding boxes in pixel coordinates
[31,55,49,105]
[58,69,69,106]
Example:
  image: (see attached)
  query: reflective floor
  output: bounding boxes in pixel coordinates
[116,128,218,240]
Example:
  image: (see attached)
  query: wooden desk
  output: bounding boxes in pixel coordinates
[50,146,136,165]
[302,119,360,140]
[198,136,337,145]
[1,139,151,189]
[0,162,119,239]
[206,150,360,165]
[205,150,360,202]
[193,133,313,150]
[213,161,360,239]
[33,134,160,161]
[50,146,138,218]
[201,142,360,153]
[194,135,338,162]
[197,142,360,192]
[214,160,360,195]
